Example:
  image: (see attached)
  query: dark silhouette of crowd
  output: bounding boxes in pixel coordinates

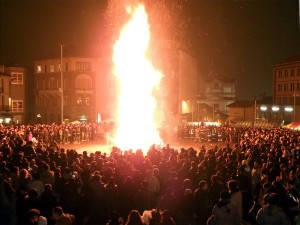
[1,123,300,225]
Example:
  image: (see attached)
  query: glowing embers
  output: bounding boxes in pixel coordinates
[112,4,162,152]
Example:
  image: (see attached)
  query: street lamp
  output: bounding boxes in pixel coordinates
[60,44,64,124]
[293,91,299,122]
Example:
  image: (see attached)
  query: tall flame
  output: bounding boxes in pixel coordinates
[112,4,162,151]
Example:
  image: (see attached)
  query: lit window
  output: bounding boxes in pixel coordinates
[50,65,55,72]
[12,100,23,112]
[77,97,82,106]
[272,106,279,111]
[11,73,23,84]
[85,97,91,106]
[37,65,42,73]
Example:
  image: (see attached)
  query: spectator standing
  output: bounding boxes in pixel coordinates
[27,209,47,225]
[227,180,243,224]
[210,190,239,225]
[125,210,145,225]
[51,206,76,225]
[194,180,211,225]
[256,193,289,225]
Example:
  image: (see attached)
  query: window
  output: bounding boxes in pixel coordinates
[223,87,231,92]
[284,83,288,91]
[298,68,300,76]
[297,83,300,91]
[11,73,23,84]
[75,75,92,89]
[278,70,282,78]
[49,77,56,90]
[65,63,68,72]
[76,62,91,71]
[291,69,295,77]
[284,70,288,77]
[50,65,55,72]
[85,97,91,106]
[77,97,82,106]
[213,83,220,88]
[37,65,42,73]
[44,65,47,73]
[290,83,294,91]
[278,84,282,92]
[12,100,23,112]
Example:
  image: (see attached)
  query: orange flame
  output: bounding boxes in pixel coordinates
[112,4,163,151]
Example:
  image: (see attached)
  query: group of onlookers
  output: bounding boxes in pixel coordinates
[0,123,300,225]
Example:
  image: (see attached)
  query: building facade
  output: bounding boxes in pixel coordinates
[34,56,101,124]
[196,73,236,122]
[0,65,28,124]
[273,54,300,122]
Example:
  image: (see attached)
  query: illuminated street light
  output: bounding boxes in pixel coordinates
[284,107,293,112]
[260,106,267,111]
[271,106,279,112]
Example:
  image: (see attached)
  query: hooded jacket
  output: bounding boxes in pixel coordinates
[256,204,289,225]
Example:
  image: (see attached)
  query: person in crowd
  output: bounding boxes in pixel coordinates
[256,193,289,225]
[134,181,156,215]
[27,209,47,225]
[125,210,145,225]
[0,122,300,225]
[227,180,243,223]
[194,180,211,225]
[39,184,59,220]
[51,206,76,225]
[248,195,261,225]
[179,188,196,225]
[210,190,239,225]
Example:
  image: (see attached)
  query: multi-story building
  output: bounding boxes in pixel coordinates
[196,72,236,122]
[273,54,300,122]
[0,65,29,124]
[34,52,106,124]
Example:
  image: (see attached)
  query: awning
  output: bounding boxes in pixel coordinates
[283,122,300,130]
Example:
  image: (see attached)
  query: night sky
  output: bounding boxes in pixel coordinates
[0,0,299,99]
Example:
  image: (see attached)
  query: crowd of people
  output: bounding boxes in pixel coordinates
[0,122,300,225]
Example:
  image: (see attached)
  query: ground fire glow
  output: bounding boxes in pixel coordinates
[112,4,163,152]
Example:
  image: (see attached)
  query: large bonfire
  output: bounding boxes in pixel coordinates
[112,4,163,152]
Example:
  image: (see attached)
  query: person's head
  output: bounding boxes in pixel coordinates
[219,190,231,202]
[27,209,40,224]
[199,180,208,190]
[267,193,279,206]
[150,209,161,225]
[126,210,143,225]
[227,180,239,193]
[52,206,64,220]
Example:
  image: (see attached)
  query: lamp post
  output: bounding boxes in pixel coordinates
[293,91,298,122]
[60,44,64,124]
[253,95,257,127]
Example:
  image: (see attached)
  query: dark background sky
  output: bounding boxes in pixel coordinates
[0,0,299,99]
